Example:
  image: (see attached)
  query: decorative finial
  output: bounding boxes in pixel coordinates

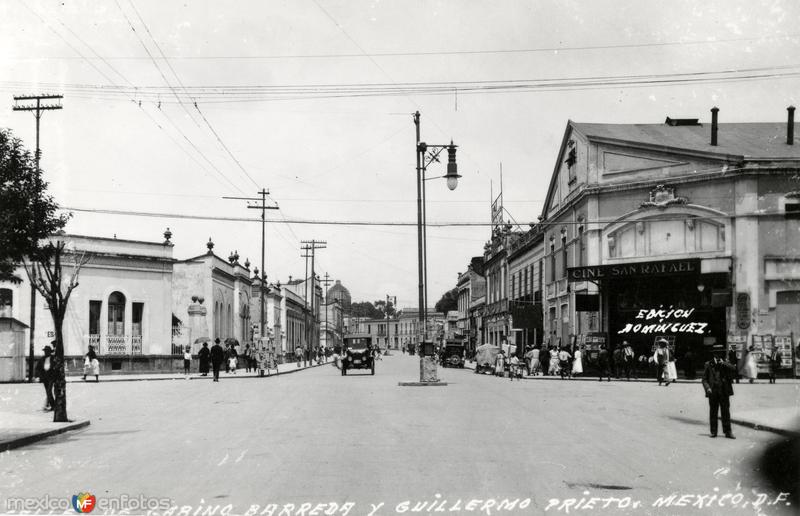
[163,227,172,244]
[228,251,235,264]
[191,295,198,303]
[206,237,214,254]
[233,250,240,263]
[197,295,204,304]
[253,266,259,278]
[244,257,250,269]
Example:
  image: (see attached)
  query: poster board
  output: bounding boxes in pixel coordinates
[751,335,772,374]
[727,335,747,360]
[651,335,676,355]
[583,333,606,361]
[773,335,793,369]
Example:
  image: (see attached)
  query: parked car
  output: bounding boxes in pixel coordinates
[440,341,465,368]
[341,333,375,376]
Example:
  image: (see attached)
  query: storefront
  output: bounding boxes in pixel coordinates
[569,258,732,364]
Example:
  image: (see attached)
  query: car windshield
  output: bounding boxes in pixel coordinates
[346,338,370,350]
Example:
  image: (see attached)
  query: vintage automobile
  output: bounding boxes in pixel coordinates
[341,333,375,376]
[440,341,466,368]
[474,343,501,374]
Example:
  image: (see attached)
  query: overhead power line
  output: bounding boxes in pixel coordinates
[6,32,798,60]
[60,205,782,227]
[3,64,799,104]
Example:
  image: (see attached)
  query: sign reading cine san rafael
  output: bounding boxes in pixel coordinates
[567,259,700,282]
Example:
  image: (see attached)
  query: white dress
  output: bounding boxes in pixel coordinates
[572,350,583,374]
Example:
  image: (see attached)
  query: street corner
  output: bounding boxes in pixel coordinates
[0,412,90,452]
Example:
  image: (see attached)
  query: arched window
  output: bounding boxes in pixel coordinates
[227,303,232,338]
[108,291,126,336]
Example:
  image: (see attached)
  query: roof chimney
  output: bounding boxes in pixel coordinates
[710,107,719,146]
[788,106,795,145]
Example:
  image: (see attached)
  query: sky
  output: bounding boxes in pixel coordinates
[1,0,799,307]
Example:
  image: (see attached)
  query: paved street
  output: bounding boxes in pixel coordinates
[0,354,797,516]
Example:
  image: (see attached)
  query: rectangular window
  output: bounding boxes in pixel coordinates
[523,268,528,297]
[132,302,143,336]
[549,244,556,282]
[561,237,568,278]
[0,288,12,318]
[89,300,101,335]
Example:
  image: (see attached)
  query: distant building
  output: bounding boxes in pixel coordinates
[326,279,351,311]
[456,257,486,353]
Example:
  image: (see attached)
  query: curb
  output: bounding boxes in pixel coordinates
[731,419,800,438]
[0,419,90,452]
[64,362,331,383]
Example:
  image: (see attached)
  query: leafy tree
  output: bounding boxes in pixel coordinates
[350,301,381,319]
[434,287,458,314]
[374,299,397,319]
[0,128,69,282]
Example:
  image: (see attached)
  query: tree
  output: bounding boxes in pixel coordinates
[374,299,397,319]
[0,128,69,282]
[350,301,381,319]
[435,287,458,314]
[24,240,88,422]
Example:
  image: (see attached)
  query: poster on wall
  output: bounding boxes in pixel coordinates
[751,335,772,374]
[773,335,794,368]
[583,333,606,360]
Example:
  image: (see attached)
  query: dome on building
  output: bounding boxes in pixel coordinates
[327,279,351,310]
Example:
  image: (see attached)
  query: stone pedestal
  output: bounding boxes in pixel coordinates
[187,296,209,353]
[420,356,439,382]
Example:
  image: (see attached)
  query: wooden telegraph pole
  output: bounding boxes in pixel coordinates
[12,94,63,382]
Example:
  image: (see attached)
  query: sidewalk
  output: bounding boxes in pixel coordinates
[462,360,800,437]
[65,358,332,383]
[0,413,90,452]
[1,359,330,452]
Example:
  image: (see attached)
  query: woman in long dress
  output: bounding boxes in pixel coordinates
[572,347,584,376]
[82,345,100,382]
[549,347,560,375]
[744,346,758,383]
[495,351,506,377]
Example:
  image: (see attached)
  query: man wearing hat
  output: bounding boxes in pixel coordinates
[210,338,224,382]
[35,342,56,411]
[701,345,738,439]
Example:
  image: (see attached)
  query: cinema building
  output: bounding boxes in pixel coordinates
[541,108,800,363]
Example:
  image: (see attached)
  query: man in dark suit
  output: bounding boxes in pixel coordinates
[702,347,738,439]
[210,338,224,382]
[597,344,611,382]
[35,344,56,410]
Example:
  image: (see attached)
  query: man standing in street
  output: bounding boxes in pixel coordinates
[210,338,224,382]
[622,341,636,381]
[35,343,56,411]
[295,345,303,367]
[597,344,611,382]
[701,346,737,439]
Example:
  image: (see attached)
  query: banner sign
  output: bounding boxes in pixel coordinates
[616,306,709,335]
[567,259,700,282]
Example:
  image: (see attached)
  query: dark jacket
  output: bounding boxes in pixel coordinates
[210,344,225,365]
[35,354,55,383]
[701,358,736,397]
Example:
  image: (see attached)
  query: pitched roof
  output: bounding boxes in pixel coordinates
[573,122,800,160]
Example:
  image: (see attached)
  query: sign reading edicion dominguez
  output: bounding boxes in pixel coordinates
[567,259,700,282]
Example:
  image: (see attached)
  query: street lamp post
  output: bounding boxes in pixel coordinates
[412,111,461,384]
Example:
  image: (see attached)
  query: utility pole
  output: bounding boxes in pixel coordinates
[321,273,333,351]
[301,240,326,366]
[223,190,278,343]
[385,294,397,354]
[13,94,62,382]
[301,244,312,367]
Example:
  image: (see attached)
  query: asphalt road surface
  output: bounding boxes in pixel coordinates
[0,354,796,516]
